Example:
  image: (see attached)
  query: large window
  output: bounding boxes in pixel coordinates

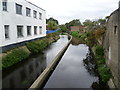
[34,26,37,35]
[4,25,9,39]
[27,26,31,36]
[39,13,42,20]
[17,26,23,38]
[16,3,22,15]
[2,0,7,11]
[26,8,31,17]
[39,26,42,34]
[33,10,37,18]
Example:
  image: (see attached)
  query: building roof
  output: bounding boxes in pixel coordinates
[25,0,46,11]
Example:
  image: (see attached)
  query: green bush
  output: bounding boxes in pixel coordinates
[95,45,104,56]
[26,38,49,53]
[94,45,111,83]
[97,65,111,83]
[2,48,29,69]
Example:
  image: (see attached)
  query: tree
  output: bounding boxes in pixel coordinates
[65,19,82,29]
[46,17,59,25]
[47,20,57,30]
[59,24,67,32]
[83,19,95,30]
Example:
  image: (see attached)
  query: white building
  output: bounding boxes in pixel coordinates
[0,0,46,49]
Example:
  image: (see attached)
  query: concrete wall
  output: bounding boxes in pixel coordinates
[1,0,46,47]
[104,8,120,88]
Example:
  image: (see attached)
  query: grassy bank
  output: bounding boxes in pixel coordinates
[2,32,60,69]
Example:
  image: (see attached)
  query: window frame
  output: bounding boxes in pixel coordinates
[27,26,31,36]
[26,7,31,17]
[39,13,42,20]
[39,26,42,34]
[34,26,37,35]
[4,25,10,39]
[33,10,37,18]
[2,0,7,11]
[17,26,24,38]
[16,3,22,15]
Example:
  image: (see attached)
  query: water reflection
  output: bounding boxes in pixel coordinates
[2,52,47,88]
[44,44,98,88]
[83,48,98,76]
[2,35,69,89]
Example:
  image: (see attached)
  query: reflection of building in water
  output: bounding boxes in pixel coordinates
[2,53,47,88]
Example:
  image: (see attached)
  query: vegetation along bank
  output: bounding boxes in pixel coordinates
[1,32,60,69]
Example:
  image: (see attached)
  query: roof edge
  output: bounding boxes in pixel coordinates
[25,0,46,11]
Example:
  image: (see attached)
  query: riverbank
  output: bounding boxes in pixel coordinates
[70,31,111,88]
[1,32,60,69]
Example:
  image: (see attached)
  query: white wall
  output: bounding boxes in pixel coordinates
[1,0,46,47]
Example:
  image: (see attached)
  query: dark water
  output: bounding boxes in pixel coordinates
[44,43,99,88]
[2,35,68,88]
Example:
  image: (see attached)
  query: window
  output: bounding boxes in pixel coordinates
[26,8,31,17]
[27,26,31,36]
[4,25,9,39]
[39,13,42,20]
[39,26,42,34]
[33,10,37,18]
[2,0,7,11]
[16,3,22,15]
[17,26,23,38]
[34,26,37,35]
[114,26,117,34]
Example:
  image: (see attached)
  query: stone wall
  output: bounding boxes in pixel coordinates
[104,8,120,88]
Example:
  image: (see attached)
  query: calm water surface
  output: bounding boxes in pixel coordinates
[2,35,68,88]
[44,43,98,88]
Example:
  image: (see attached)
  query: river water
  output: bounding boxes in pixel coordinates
[2,35,68,88]
[44,41,98,88]
[2,35,99,89]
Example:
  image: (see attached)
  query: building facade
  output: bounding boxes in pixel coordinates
[104,2,120,88]
[0,0,46,49]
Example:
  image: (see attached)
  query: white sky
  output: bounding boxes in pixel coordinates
[29,0,119,24]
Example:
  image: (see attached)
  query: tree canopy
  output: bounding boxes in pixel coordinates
[46,17,59,25]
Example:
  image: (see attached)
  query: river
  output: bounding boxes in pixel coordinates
[2,35,68,88]
[2,35,99,89]
[44,40,98,88]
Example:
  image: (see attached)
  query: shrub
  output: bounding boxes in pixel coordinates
[95,45,104,56]
[26,38,49,53]
[2,48,29,69]
[97,65,111,83]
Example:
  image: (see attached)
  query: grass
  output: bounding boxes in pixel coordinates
[2,48,30,69]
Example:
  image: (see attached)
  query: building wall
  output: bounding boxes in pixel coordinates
[104,8,119,88]
[0,0,46,47]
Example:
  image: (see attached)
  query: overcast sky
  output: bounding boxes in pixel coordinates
[29,0,119,24]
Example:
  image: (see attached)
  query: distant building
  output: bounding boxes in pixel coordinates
[70,26,84,32]
[0,0,46,50]
[104,1,120,88]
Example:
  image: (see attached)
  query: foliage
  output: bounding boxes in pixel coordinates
[2,48,29,69]
[65,19,82,29]
[70,31,81,38]
[47,20,58,30]
[26,38,49,53]
[94,45,111,83]
[94,28,105,39]
[95,45,104,56]
[59,24,67,32]
[46,17,59,25]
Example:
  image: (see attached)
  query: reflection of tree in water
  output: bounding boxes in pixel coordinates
[83,48,98,76]
[83,48,110,90]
